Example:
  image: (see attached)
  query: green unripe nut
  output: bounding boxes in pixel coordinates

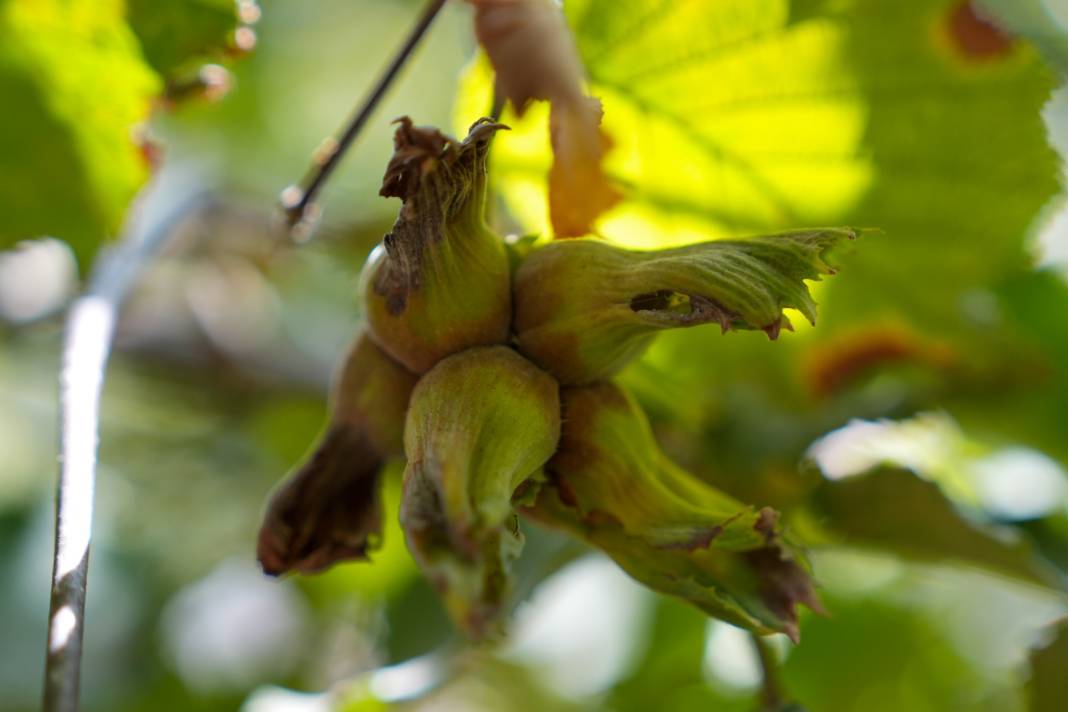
[513,229,855,384]
[362,117,513,373]
[401,345,560,638]
[523,381,822,641]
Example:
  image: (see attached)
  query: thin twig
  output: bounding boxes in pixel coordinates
[751,632,785,711]
[281,0,448,232]
[42,195,204,712]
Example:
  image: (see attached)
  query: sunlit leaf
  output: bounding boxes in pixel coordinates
[457,0,1067,535]
[0,0,159,263]
[458,0,1058,329]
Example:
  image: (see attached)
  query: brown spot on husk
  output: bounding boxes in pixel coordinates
[585,509,623,528]
[630,290,742,332]
[658,512,750,551]
[510,477,539,505]
[400,459,476,560]
[543,466,579,508]
[690,294,740,333]
[660,525,724,551]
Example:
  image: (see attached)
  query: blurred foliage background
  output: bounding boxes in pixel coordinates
[3,0,1068,710]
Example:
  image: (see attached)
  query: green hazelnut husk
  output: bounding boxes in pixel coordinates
[513,228,856,384]
[257,332,417,576]
[522,381,822,641]
[361,117,513,373]
[401,345,560,638]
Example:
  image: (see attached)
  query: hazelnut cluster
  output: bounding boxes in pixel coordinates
[258,118,854,641]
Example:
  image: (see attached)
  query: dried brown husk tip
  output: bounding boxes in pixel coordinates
[257,332,417,576]
[362,117,513,373]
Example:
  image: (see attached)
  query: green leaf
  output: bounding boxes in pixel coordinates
[1028,619,1068,712]
[126,0,238,77]
[0,0,160,263]
[457,0,1058,332]
[809,0,1059,339]
[812,468,1063,587]
[962,269,1068,464]
[781,593,993,712]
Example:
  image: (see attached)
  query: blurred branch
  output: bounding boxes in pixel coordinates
[281,0,448,234]
[42,196,204,712]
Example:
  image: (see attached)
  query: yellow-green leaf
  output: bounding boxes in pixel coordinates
[127,0,238,77]
[0,0,160,263]
[456,0,1057,326]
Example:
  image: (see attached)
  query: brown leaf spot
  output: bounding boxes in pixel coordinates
[946,1,1015,62]
[804,325,956,398]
